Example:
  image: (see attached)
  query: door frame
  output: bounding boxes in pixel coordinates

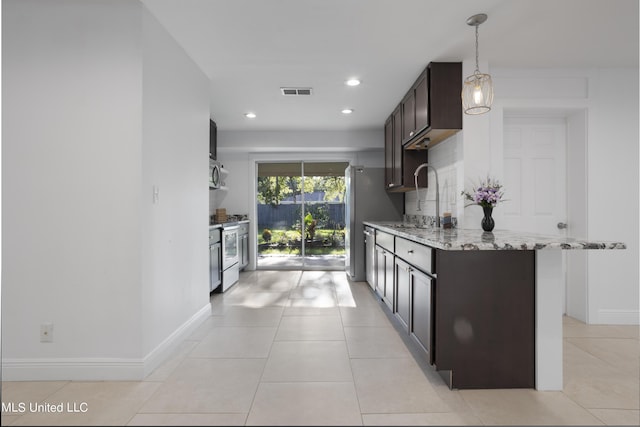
[490,101,589,321]
[249,152,356,271]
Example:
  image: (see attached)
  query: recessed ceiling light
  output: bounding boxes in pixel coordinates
[341,109,354,114]
[244,112,256,118]
[346,79,361,86]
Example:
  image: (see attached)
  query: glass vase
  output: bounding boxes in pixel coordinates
[481,206,495,232]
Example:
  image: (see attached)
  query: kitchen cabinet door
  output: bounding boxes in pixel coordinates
[375,245,394,311]
[364,227,376,290]
[414,71,428,131]
[238,222,249,270]
[385,104,427,192]
[375,245,385,297]
[395,257,411,332]
[210,119,217,160]
[402,89,415,141]
[384,115,394,189]
[239,233,249,269]
[402,71,427,143]
[383,251,394,311]
[411,268,434,364]
[402,62,463,150]
[210,242,221,291]
[391,105,403,188]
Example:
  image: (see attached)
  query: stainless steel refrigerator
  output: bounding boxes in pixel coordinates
[345,166,403,281]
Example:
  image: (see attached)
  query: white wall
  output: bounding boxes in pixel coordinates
[2,0,144,379]
[566,111,589,321]
[141,8,211,365]
[2,0,211,380]
[217,129,383,154]
[586,68,639,324]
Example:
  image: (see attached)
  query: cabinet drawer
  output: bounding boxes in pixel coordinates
[375,230,394,252]
[396,237,434,274]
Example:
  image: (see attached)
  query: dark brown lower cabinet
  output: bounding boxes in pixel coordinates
[410,267,434,365]
[369,226,536,390]
[364,227,376,291]
[394,258,411,331]
[375,245,394,311]
[394,256,434,364]
[435,250,535,389]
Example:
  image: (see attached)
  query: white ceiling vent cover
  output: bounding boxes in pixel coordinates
[281,87,313,96]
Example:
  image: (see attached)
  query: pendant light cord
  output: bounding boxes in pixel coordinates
[474,24,480,75]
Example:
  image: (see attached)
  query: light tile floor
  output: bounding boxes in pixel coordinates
[1,270,638,426]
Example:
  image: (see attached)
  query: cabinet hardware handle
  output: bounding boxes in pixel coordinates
[409,131,414,137]
[407,250,414,254]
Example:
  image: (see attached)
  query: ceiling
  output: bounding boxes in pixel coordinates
[141,0,638,132]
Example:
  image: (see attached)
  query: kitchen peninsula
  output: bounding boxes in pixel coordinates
[363,221,626,391]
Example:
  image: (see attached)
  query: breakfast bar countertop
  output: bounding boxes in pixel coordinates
[363,221,626,251]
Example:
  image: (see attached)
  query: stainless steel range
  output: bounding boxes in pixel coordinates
[220,224,239,291]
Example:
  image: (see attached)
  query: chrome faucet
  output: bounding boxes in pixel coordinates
[414,163,440,228]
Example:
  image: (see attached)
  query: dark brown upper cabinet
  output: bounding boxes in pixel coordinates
[384,104,427,192]
[384,115,394,188]
[402,62,462,150]
[209,119,217,160]
[402,70,428,142]
[402,87,416,141]
[383,61,459,191]
[392,105,403,187]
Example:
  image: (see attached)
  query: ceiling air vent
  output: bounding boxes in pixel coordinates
[281,87,313,96]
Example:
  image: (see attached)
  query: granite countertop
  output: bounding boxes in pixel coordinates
[209,219,249,229]
[364,221,626,251]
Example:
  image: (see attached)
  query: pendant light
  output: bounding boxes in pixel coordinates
[462,13,493,115]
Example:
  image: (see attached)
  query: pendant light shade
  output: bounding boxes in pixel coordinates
[462,71,493,115]
[462,13,493,115]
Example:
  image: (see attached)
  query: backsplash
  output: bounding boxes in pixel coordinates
[403,214,458,229]
[404,133,463,220]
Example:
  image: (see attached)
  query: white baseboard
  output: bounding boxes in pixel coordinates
[142,303,211,377]
[596,309,640,325]
[0,358,145,381]
[2,303,211,381]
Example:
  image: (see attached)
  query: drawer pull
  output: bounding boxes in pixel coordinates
[407,250,414,254]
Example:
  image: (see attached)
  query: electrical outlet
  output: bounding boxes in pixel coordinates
[40,323,53,343]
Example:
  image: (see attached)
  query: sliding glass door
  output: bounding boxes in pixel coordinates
[256,161,348,270]
[257,162,304,268]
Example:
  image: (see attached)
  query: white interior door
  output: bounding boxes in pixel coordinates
[502,116,567,235]
[502,116,568,311]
